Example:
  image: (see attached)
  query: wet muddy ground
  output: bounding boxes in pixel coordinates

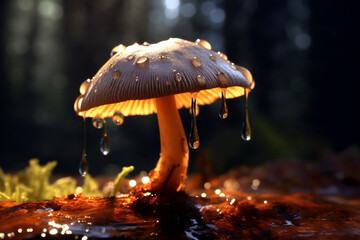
[1,148,360,239]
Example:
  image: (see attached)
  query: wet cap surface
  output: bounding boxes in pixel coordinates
[75,38,253,118]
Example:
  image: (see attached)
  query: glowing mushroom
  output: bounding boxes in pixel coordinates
[74,38,254,193]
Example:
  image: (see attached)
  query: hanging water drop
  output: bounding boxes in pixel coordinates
[112,111,124,126]
[219,89,228,119]
[189,93,200,149]
[92,118,104,129]
[79,153,89,177]
[241,89,251,141]
[79,118,88,177]
[100,121,111,155]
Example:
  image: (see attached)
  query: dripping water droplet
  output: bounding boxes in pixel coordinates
[112,70,121,81]
[112,111,124,125]
[110,44,126,57]
[209,54,216,61]
[79,153,88,177]
[100,121,111,155]
[136,56,149,68]
[79,79,91,95]
[92,118,104,129]
[189,93,200,149]
[195,39,212,50]
[241,89,251,141]
[79,118,88,177]
[219,89,228,119]
[191,57,202,68]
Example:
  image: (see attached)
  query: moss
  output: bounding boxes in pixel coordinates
[0,159,133,203]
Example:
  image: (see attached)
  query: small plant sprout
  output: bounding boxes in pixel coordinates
[111,166,134,197]
[74,38,254,193]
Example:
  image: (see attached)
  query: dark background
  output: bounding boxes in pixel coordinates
[0,0,359,177]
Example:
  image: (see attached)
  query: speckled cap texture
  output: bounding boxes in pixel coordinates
[74,38,254,118]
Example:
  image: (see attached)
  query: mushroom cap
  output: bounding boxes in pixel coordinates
[75,38,254,118]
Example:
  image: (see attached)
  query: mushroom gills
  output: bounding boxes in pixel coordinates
[79,118,89,177]
[219,89,228,119]
[189,93,200,149]
[241,89,251,141]
[100,121,111,155]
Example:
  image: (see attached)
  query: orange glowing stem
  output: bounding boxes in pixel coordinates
[149,95,189,192]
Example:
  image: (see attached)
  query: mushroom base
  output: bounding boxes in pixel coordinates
[149,95,189,193]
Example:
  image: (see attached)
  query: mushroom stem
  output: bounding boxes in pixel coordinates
[149,95,189,193]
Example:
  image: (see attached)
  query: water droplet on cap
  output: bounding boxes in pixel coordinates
[230,63,237,70]
[74,95,83,113]
[112,70,121,80]
[217,72,230,88]
[237,66,254,88]
[191,57,202,68]
[110,44,126,57]
[209,54,216,61]
[112,112,124,126]
[136,56,149,68]
[79,79,91,95]
[142,42,150,46]
[158,55,167,59]
[195,39,212,50]
[127,55,135,61]
[92,118,105,129]
[196,75,206,88]
[175,72,182,82]
[217,52,228,61]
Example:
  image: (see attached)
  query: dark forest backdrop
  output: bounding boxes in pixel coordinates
[0,0,359,176]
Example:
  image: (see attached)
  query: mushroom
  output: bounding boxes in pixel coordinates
[74,38,254,193]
